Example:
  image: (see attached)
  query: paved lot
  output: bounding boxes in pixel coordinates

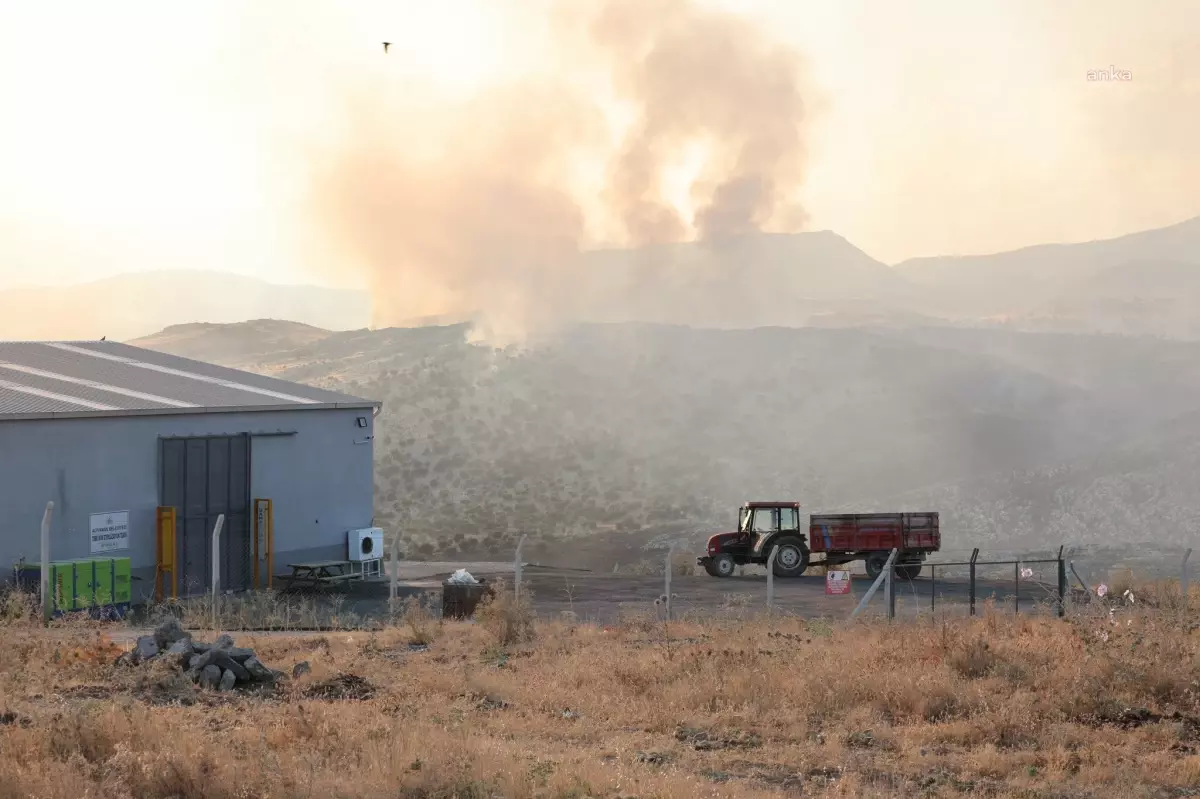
[289,565,1063,625]
[110,563,1068,641]
[502,567,1066,623]
[389,561,515,581]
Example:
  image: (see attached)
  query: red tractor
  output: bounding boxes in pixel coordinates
[697,501,940,580]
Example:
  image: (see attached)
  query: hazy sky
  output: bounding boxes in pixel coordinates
[0,0,1197,291]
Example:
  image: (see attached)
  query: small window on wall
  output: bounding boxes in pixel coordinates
[779,506,800,532]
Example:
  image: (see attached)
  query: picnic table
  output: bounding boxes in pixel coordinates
[279,560,363,593]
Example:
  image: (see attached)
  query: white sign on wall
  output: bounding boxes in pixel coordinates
[89,511,130,553]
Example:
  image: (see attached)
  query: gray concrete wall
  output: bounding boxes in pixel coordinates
[0,407,375,601]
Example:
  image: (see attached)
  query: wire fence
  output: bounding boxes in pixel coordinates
[924,547,1068,618]
[12,495,1197,628]
[497,542,1200,627]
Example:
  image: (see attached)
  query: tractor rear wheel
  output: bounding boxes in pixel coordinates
[771,537,810,578]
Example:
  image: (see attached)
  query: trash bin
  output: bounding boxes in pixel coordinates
[442,578,494,619]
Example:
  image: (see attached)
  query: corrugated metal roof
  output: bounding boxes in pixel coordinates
[0,341,379,421]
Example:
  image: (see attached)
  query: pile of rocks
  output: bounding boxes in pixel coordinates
[120,619,284,692]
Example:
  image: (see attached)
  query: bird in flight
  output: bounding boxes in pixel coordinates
[383,42,391,54]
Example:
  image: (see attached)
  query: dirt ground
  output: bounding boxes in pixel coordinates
[8,581,1199,798]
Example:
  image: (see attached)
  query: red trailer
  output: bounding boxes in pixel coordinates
[697,502,940,580]
[809,512,940,580]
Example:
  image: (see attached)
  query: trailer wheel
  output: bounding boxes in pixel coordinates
[770,537,810,578]
[865,552,889,580]
[709,553,736,578]
[896,563,922,581]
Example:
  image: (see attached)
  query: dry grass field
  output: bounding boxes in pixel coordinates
[0,582,1198,798]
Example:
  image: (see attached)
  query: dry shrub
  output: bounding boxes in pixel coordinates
[1107,567,1137,597]
[948,637,999,679]
[615,607,657,634]
[615,558,663,576]
[475,579,535,647]
[402,596,441,646]
[121,750,242,799]
[920,685,974,722]
[44,705,138,764]
[0,589,36,625]
[672,551,696,576]
[145,589,370,632]
[1116,575,1200,610]
[55,632,126,669]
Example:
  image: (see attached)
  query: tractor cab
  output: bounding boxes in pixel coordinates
[740,501,803,551]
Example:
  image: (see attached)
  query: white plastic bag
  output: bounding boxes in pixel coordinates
[447,569,479,585]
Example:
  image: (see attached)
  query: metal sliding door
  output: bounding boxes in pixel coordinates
[159,434,251,594]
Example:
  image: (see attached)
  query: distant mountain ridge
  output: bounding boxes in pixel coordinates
[895,215,1200,322]
[368,216,1200,337]
[8,213,1200,341]
[132,319,340,370]
[0,270,370,342]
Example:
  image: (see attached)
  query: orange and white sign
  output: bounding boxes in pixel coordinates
[825,569,852,596]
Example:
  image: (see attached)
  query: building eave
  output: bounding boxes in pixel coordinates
[0,400,383,424]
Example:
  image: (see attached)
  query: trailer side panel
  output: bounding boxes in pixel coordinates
[808,512,940,554]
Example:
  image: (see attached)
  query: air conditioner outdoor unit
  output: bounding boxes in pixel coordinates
[348,527,384,562]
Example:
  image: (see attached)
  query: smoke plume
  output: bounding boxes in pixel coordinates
[591,0,809,243]
[313,0,813,344]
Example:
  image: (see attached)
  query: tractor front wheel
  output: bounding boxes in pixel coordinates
[709,553,737,578]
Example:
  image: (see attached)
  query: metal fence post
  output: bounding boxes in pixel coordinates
[514,534,527,605]
[1182,549,1192,609]
[1056,545,1067,617]
[389,535,399,615]
[766,546,778,612]
[930,564,937,615]
[1014,561,1020,614]
[1068,562,1091,598]
[885,547,897,620]
[968,548,979,616]
[40,501,54,624]
[210,514,225,631]
[850,549,897,620]
[664,543,674,621]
